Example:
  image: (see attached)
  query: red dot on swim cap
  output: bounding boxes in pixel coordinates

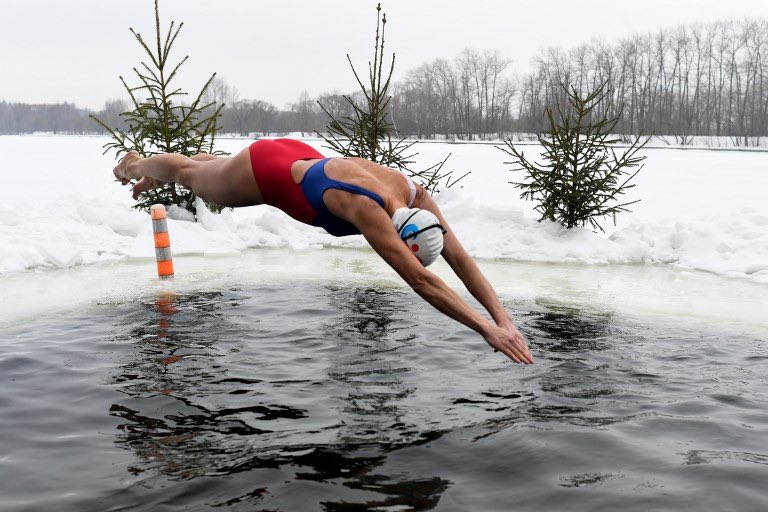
[411,244,419,252]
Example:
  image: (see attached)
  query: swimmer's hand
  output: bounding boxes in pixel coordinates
[483,323,533,364]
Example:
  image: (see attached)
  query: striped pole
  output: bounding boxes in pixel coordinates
[151,204,174,279]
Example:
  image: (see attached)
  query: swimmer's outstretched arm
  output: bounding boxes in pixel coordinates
[416,191,517,330]
[352,200,533,364]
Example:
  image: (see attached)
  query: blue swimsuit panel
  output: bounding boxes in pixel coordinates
[301,158,385,237]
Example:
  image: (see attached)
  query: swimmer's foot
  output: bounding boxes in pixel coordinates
[131,176,167,200]
[112,151,168,199]
[113,150,142,184]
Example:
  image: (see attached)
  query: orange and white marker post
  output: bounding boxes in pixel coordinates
[150,204,174,279]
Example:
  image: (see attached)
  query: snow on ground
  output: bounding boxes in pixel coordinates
[1,134,766,282]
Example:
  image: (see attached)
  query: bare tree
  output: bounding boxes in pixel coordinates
[290,90,318,136]
[516,17,768,144]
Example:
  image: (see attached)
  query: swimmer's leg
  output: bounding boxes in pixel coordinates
[128,154,222,197]
[114,148,259,207]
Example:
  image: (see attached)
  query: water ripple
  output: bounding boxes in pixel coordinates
[1,283,767,511]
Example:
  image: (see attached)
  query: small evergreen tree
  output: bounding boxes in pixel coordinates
[317,3,467,194]
[91,0,226,214]
[498,82,649,232]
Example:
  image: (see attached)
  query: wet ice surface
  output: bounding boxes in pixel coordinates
[1,282,767,511]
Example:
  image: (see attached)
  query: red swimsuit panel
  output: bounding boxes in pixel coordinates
[248,139,324,224]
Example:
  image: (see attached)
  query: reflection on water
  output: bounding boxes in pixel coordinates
[323,286,421,444]
[107,285,451,510]
[527,300,616,354]
[2,282,767,511]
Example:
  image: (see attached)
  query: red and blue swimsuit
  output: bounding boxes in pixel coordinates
[248,139,385,237]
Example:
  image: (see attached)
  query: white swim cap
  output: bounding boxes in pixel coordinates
[392,207,445,266]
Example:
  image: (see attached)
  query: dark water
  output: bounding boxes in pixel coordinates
[1,283,767,511]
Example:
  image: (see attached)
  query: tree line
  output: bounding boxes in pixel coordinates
[0,92,354,137]
[391,48,517,140]
[2,18,767,143]
[0,101,103,134]
[519,18,768,145]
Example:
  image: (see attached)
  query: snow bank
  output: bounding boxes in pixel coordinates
[2,188,765,284]
[440,189,768,283]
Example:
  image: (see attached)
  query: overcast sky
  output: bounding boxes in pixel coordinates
[2,0,768,111]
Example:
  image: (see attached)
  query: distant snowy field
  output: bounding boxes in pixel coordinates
[1,134,766,280]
